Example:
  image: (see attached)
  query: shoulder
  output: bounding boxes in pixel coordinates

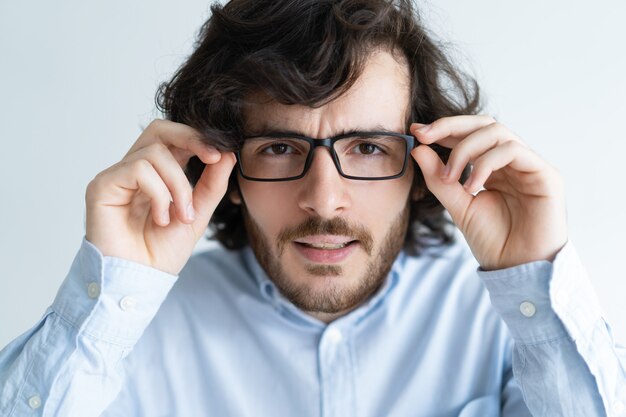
[133,241,265,335]
[170,242,260,302]
[133,242,267,351]
[401,231,480,286]
[391,232,494,322]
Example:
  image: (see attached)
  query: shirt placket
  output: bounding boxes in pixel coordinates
[318,325,355,417]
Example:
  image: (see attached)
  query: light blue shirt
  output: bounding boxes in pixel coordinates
[1,235,624,416]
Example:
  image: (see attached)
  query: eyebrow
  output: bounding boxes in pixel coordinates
[245,123,405,138]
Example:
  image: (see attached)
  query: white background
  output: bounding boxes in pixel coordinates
[1,0,625,347]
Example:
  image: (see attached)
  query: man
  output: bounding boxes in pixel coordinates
[0,0,623,416]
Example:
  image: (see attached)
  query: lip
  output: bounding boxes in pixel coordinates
[292,240,358,263]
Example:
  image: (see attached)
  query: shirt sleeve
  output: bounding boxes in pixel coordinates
[0,237,177,417]
[477,240,626,417]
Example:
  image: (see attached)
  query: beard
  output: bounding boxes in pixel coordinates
[243,203,410,315]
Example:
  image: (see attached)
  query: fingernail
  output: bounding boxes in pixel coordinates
[162,209,170,224]
[186,202,196,221]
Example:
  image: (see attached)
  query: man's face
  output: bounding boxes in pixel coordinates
[236,50,414,322]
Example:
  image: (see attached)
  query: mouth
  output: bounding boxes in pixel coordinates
[292,235,359,263]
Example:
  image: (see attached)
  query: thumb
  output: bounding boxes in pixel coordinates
[191,152,237,233]
[411,145,472,226]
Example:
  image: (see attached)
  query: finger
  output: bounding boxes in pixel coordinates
[109,159,174,226]
[461,141,547,194]
[410,115,497,148]
[123,143,197,224]
[126,119,222,166]
[440,122,525,184]
[411,144,473,225]
[190,152,237,236]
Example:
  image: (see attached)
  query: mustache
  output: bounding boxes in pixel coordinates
[277,217,374,256]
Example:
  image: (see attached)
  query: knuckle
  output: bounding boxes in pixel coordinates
[428,116,447,131]
[87,169,109,190]
[478,114,497,124]
[130,159,153,176]
[495,123,514,139]
[430,116,448,132]
[146,142,169,156]
[85,172,110,204]
[90,169,105,183]
[502,139,519,150]
[489,121,504,131]
[85,178,101,198]
[431,116,446,126]
[147,118,165,130]
[484,122,502,137]
[152,141,169,151]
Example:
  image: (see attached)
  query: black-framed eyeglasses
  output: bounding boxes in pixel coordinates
[236,131,416,182]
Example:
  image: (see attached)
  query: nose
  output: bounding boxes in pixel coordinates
[297,147,351,218]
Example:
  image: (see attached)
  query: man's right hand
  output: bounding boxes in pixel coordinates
[85,119,236,276]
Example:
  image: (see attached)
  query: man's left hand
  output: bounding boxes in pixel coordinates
[410,115,568,271]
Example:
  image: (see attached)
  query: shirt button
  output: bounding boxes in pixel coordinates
[87,282,100,299]
[28,395,42,409]
[614,401,625,414]
[119,296,137,312]
[519,301,536,318]
[326,328,343,344]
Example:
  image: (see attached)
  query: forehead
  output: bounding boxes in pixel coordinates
[243,49,411,137]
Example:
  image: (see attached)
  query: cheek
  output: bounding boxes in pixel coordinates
[239,181,297,234]
[350,179,412,233]
[363,164,413,208]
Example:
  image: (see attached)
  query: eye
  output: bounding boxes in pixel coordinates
[261,142,295,155]
[353,142,383,155]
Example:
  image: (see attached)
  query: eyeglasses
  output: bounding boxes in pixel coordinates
[236,131,416,182]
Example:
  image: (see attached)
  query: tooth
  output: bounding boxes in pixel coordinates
[306,243,347,249]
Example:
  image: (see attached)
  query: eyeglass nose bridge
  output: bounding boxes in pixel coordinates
[300,137,345,179]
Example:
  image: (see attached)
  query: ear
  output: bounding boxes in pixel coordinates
[229,189,242,205]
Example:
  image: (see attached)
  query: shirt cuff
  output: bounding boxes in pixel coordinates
[477,240,603,345]
[51,236,178,348]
